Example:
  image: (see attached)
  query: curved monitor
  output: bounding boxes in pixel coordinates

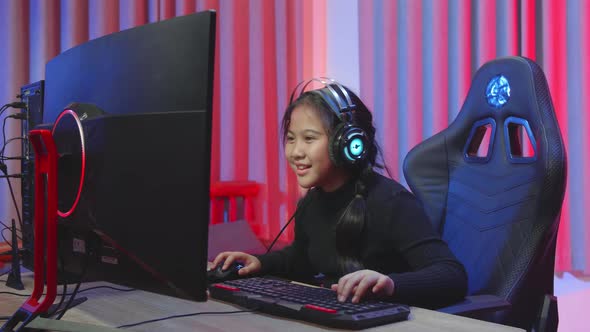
[40,11,216,301]
[44,11,215,121]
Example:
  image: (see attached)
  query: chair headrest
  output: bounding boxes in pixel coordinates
[447,56,564,168]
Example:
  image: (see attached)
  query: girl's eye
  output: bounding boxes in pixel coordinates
[305,136,315,142]
[286,136,295,142]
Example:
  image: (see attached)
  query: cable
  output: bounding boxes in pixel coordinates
[55,246,91,320]
[0,104,25,171]
[265,189,312,254]
[1,272,198,325]
[7,113,26,120]
[0,137,24,157]
[1,101,27,149]
[0,156,24,161]
[0,220,13,229]
[78,285,136,294]
[0,135,24,230]
[265,214,296,254]
[45,282,68,318]
[0,291,29,297]
[0,174,22,179]
[1,221,22,243]
[0,103,26,123]
[3,116,9,152]
[0,102,29,241]
[1,172,23,228]
[1,102,26,110]
[1,228,14,248]
[116,309,257,329]
[0,286,136,298]
[43,254,69,318]
[1,102,27,164]
[56,280,85,320]
[0,105,9,119]
[1,218,23,254]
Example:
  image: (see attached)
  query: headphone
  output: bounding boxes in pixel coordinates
[289,78,370,167]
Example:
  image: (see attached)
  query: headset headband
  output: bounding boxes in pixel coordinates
[289,77,356,115]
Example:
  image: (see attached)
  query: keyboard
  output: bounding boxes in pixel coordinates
[209,277,410,330]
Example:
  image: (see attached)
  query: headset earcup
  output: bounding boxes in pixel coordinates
[329,123,369,167]
[342,126,369,165]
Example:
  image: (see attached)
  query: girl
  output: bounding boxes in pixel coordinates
[212,80,467,308]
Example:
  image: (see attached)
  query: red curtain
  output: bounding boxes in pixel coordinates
[358,0,590,275]
[1,0,589,274]
[0,0,329,246]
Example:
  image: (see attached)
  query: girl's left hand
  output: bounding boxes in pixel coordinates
[330,270,394,303]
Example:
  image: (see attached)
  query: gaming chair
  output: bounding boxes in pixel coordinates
[403,56,567,331]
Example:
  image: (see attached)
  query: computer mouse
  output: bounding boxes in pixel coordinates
[207,261,244,284]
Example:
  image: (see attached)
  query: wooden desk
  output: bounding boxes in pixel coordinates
[0,270,522,331]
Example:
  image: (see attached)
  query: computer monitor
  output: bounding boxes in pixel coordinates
[36,11,216,301]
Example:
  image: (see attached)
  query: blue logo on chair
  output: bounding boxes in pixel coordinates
[486,75,510,108]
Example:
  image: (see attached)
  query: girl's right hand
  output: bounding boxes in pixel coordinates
[211,251,262,276]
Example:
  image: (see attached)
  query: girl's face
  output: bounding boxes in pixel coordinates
[285,105,350,192]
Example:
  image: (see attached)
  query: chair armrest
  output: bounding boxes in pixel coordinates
[437,295,511,316]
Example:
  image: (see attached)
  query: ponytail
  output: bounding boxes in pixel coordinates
[335,168,371,274]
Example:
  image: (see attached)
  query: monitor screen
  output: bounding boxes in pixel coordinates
[38,11,216,301]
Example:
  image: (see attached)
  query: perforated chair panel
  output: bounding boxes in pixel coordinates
[403,56,566,330]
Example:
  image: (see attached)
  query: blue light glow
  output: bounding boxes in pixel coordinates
[350,138,364,156]
[486,75,511,108]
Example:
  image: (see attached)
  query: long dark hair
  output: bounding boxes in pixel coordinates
[281,84,387,274]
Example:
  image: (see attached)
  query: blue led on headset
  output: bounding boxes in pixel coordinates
[486,75,511,108]
[344,149,354,161]
[343,137,364,161]
[350,138,364,156]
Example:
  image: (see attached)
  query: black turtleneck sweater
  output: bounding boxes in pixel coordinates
[257,172,467,308]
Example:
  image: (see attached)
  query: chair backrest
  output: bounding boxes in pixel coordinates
[403,56,567,329]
